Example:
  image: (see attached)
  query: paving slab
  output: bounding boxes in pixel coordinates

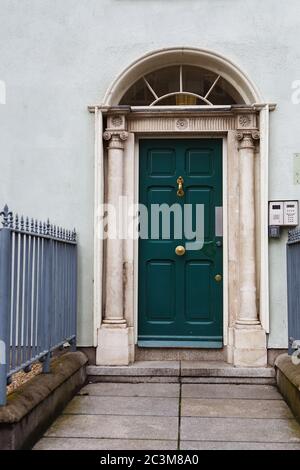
[64,395,179,417]
[87,361,180,377]
[34,380,300,451]
[182,383,282,399]
[180,417,300,443]
[181,398,293,418]
[79,382,180,398]
[45,414,178,441]
[181,440,300,450]
[34,437,177,450]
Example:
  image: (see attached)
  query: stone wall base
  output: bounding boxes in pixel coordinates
[96,325,134,365]
[228,327,267,367]
[0,352,88,450]
[275,353,300,423]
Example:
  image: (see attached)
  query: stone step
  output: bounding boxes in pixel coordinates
[135,346,227,362]
[87,361,276,385]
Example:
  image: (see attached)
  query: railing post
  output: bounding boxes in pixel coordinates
[42,222,52,373]
[0,205,12,406]
[70,240,77,352]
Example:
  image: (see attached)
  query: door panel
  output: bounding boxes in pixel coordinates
[185,260,212,322]
[147,149,176,176]
[146,260,175,321]
[185,148,214,176]
[138,139,223,347]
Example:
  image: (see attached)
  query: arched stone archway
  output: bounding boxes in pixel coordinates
[89,47,274,368]
[102,47,262,106]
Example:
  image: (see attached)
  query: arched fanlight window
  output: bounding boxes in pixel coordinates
[119,65,244,106]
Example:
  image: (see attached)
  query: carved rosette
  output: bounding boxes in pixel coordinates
[176,118,189,130]
[238,115,251,128]
[236,112,256,130]
[111,115,123,127]
[107,113,127,130]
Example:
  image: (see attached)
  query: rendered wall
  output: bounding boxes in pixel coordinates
[0,0,299,347]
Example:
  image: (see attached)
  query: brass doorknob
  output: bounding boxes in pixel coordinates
[175,245,186,256]
[214,274,222,282]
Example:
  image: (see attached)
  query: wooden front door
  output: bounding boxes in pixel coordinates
[138,139,223,347]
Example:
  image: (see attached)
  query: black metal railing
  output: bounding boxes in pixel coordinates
[0,205,77,405]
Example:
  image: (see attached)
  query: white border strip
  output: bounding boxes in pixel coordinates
[259,105,270,333]
[93,108,104,346]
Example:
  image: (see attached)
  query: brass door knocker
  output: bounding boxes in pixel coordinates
[177,176,184,197]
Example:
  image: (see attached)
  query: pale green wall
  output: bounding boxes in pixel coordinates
[0,0,299,346]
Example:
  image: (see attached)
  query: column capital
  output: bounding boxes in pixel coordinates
[236,130,260,149]
[103,130,129,149]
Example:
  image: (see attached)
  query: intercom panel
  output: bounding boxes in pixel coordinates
[269,200,299,227]
[283,201,298,226]
[269,201,284,225]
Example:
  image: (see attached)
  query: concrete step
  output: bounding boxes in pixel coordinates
[87,361,276,385]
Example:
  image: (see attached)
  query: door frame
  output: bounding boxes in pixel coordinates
[133,135,228,346]
[91,105,270,366]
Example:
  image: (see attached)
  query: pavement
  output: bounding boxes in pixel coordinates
[34,382,300,450]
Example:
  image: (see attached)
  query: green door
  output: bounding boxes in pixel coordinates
[138,139,223,347]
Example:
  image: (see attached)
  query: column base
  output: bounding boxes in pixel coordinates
[96,324,134,366]
[227,326,267,367]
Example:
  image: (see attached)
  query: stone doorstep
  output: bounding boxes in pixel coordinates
[87,361,275,379]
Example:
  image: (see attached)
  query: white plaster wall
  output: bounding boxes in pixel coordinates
[0,0,299,346]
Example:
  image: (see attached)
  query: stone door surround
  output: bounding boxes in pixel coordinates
[91,104,269,367]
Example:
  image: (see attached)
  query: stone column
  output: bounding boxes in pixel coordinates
[236,130,260,326]
[96,112,134,365]
[103,130,128,325]
[230,122,267,367]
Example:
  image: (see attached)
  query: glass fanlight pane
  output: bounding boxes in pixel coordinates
[119,78,153,106]
[145,66,180,99]
[176,94,197,105]
[182,66,217,99]
[119,65,243,106]
[207,77,242,104]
